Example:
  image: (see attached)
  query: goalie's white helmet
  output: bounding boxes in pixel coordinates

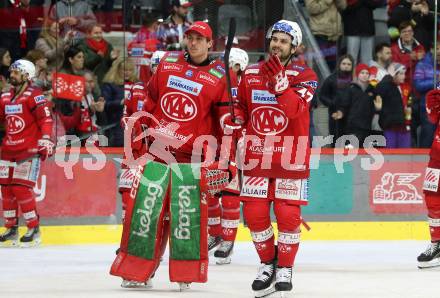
[229,48,249,71]
[9,59,36,80]
[151,50,166,66]
[266,20,302,47]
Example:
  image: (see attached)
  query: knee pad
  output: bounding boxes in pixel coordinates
[274,201,301,232]
[221,195,240,210]
[243,201,271,231]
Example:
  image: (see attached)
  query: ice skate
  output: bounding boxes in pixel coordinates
[0,226,19,247]
[19,226,41,248]
[208,235,222,255]
[417,242,440,269]
[178,282,191,291]
[252,261,276,298]
[274,266,293,297]
[214,240,234,265]
[121,279,153,289]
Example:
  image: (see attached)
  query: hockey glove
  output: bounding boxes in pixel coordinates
[262,54,289,96]
[200,161,235,197]
[38,137,55,161]
[426,89,440,112]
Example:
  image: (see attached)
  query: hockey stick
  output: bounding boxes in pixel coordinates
[224,17,237,121]
[0,122,118,167]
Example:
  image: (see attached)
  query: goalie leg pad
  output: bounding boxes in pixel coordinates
[243,200,275,263]
[110,161,170,282]
[169,163,208,283]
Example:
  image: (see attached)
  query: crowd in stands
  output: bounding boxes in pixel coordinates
[0,0,438,149]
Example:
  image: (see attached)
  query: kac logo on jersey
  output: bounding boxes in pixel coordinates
[160,92,198,121]
[5,104,23,114]
[167,75,203,96]
[185,70,193,78]
[251,90,277,104]
[251,106,288,135]
[6,115,25,135]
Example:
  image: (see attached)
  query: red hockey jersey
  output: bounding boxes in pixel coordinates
[146,52,234,158]
[238,61,318,179]
[0,85,53,161]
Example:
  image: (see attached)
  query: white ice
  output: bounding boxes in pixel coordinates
[0,241,439,298]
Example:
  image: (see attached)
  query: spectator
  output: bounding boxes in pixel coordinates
[0,48,11,91]
[157,0,192,50]
[25,49,50,91]
[77,24,119,84]
[388,0,434,50]
[413,43,440,147]
[35,19,74,69]
[76,70,106,144]
[338,63,381,147]
[101,58,137,147]
[128,11,162,84]
[376,63,412,148]
[391,21,425,85]
[49,0,97,39]
[341,0,383,64]
[369,42,393,83]
[305,0,346,72]
[319,54,354,147]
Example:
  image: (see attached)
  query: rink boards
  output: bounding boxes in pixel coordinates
[0,148,433,244]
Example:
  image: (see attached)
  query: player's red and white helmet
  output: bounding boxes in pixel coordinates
[9,59,36,80]
[151,50,166,67]
[266,20,302,47]
[229,48,249,71]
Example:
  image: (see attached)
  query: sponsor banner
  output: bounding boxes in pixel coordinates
[369,162,427,214]
[0,160,119,217]
[240,176,269,198]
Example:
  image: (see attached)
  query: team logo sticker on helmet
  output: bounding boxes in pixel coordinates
[160,92,198,121]
[6,115,25,134]
[251,106,288,135]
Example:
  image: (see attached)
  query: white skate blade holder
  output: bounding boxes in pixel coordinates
[216,256,232,265]
[0,239,19,248]
[178,282,191,291]
[20,238,41,248]
[255,285,294,298]
[418,257,440,269]
[121,279,153,289]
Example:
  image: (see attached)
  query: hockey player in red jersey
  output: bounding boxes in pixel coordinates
[208,47,249,264]
[418,88,440,268]
[0,60,54,247]
[110,21,240,290]
[234,20,318,296]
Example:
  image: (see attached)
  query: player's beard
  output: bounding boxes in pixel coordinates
[270,46,291,64]
[9,77,23,87]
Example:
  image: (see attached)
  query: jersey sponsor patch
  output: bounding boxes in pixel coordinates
[34,95,45,104]
[5,104,23,114]
[160,91,198,121]
[167,75,203,96]
[216,65,226,74]
[247,76,263,86]
[130,47,144,57]
[165,57,178,62]
[137,100,144,111]
[240,176,269,198]
[209,68,224,79]
[251,90,277,104]
[274,178,308,202]
[196,72,218,86]
[286,70,299,76]
[162,62,184,72]
[0,165,9,179]
[251,106,288,135]
[185,69,193,78]
[245,68,260,75]
[300,80,318,90]
[423,167,440,192]
[231,87,238,98]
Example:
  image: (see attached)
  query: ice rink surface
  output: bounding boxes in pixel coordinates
[0,241,439,298]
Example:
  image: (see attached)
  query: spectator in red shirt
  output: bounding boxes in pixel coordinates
[391,21,425,85]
